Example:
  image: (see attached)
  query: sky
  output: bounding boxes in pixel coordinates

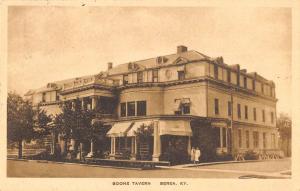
[8,6,291,115]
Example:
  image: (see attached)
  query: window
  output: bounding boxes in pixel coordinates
[214,99,219,115]
[42,92,46,102]
[271,133,276,149]
[252,79,256,90]
[214,65,218,79]
[137,101,146,116]
[123,75,128,85]
[261,83,264,94]
[227,70,231,83]
[215,128,221,147]
[137,72,143,83]
[253,131,259,148]
[262,109,265,122]
[222,128,227,147]
[153,69,158,82]
[238,129,242,148]
[228,101,232,116]
[120,103,126,117]
[182,104,190,114]
[244,76,247,88]
[56,94,60,101]
[271,112,274,124]
[263,132,267,148]
[127,102,135,116]
[245,105,248,120]
[237,104,241,119]
[245,130,250,148]
[253,108,257,121]
[178,71,185,80]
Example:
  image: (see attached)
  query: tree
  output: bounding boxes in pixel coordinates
[53,98,109,159]
[277,113,292,157]
[7,92,52,159]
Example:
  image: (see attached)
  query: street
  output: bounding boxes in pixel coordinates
[7,158,291,178]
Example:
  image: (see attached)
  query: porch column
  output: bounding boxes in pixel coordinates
[220,127,223,148]
[87,139,94,157]
[110,137,116,159]
[131,137,136,160]
[81,98,85,110]
[152,121,161,161]
[187,136,191,156]
[91,96,97,110]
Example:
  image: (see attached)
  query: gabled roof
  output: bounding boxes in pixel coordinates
[107,50,210,75]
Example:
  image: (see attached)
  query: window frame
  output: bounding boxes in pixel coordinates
[214,98,219,115]
[237,104,241,119]
[228,101,232,116]
[136,101,147,116]
[120,102,126,117]
[178,71,185,80]
[137,71,143,83]
[127,102,136,117]
[245,105,248,120]
[152,69,158,82]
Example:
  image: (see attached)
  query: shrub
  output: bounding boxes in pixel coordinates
[244,150,259,160]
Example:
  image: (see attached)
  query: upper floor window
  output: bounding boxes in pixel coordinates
[214,99,219,115]
[252,79,256,91]
[153,69,158,82]
[227,70,231,83]
[237,104,241,119]
[120,103,126,117]
[262,109,265,122]
[228,101,232,116]
[244,76,247,88]
[271,112,274,124]
[214,65,218,79]
[182,103,190,114]
[178,71,185,80]
[245,105,248,120]
[56,94,60,101]
[137,71,143,83]
[127,102,135,116]
[137,101,147,116]
[123,75,128,85]
[253,108,257,121]
[261,83,264,94]
[42,92,46,102]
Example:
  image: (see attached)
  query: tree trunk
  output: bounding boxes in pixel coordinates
[18,140,23,159]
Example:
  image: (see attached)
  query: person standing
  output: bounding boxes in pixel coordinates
[195,147,201,164]
[190,147,196,164]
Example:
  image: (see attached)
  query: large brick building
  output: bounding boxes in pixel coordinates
[25,45,280,162]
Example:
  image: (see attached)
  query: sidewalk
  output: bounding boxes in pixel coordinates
[170,158,289,168]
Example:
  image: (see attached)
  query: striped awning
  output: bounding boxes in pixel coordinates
[106,122,134,137]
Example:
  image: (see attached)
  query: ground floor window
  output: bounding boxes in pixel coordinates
[253,131,259,148]
[245,130,250,148]
[263,132,267,148]
[238,129,242,148]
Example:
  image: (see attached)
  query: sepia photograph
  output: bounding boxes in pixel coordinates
[2,1,299,190]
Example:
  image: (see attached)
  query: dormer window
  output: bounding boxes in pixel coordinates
[137,71,143,83]
[178,71,185,80]
[156,56,168,64]
[123,75,128,85]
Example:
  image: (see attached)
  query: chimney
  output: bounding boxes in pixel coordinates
[177,45,188,54]
[107,62,113,70]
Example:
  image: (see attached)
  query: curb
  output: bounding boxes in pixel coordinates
[7,158,144,170]
[173,158,289,168]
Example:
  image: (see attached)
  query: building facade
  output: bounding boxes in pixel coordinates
[25,45,280,162]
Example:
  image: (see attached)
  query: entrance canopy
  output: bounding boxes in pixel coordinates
[159,120,192,136]
[127,120,154,137]
[107,121,133,137]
